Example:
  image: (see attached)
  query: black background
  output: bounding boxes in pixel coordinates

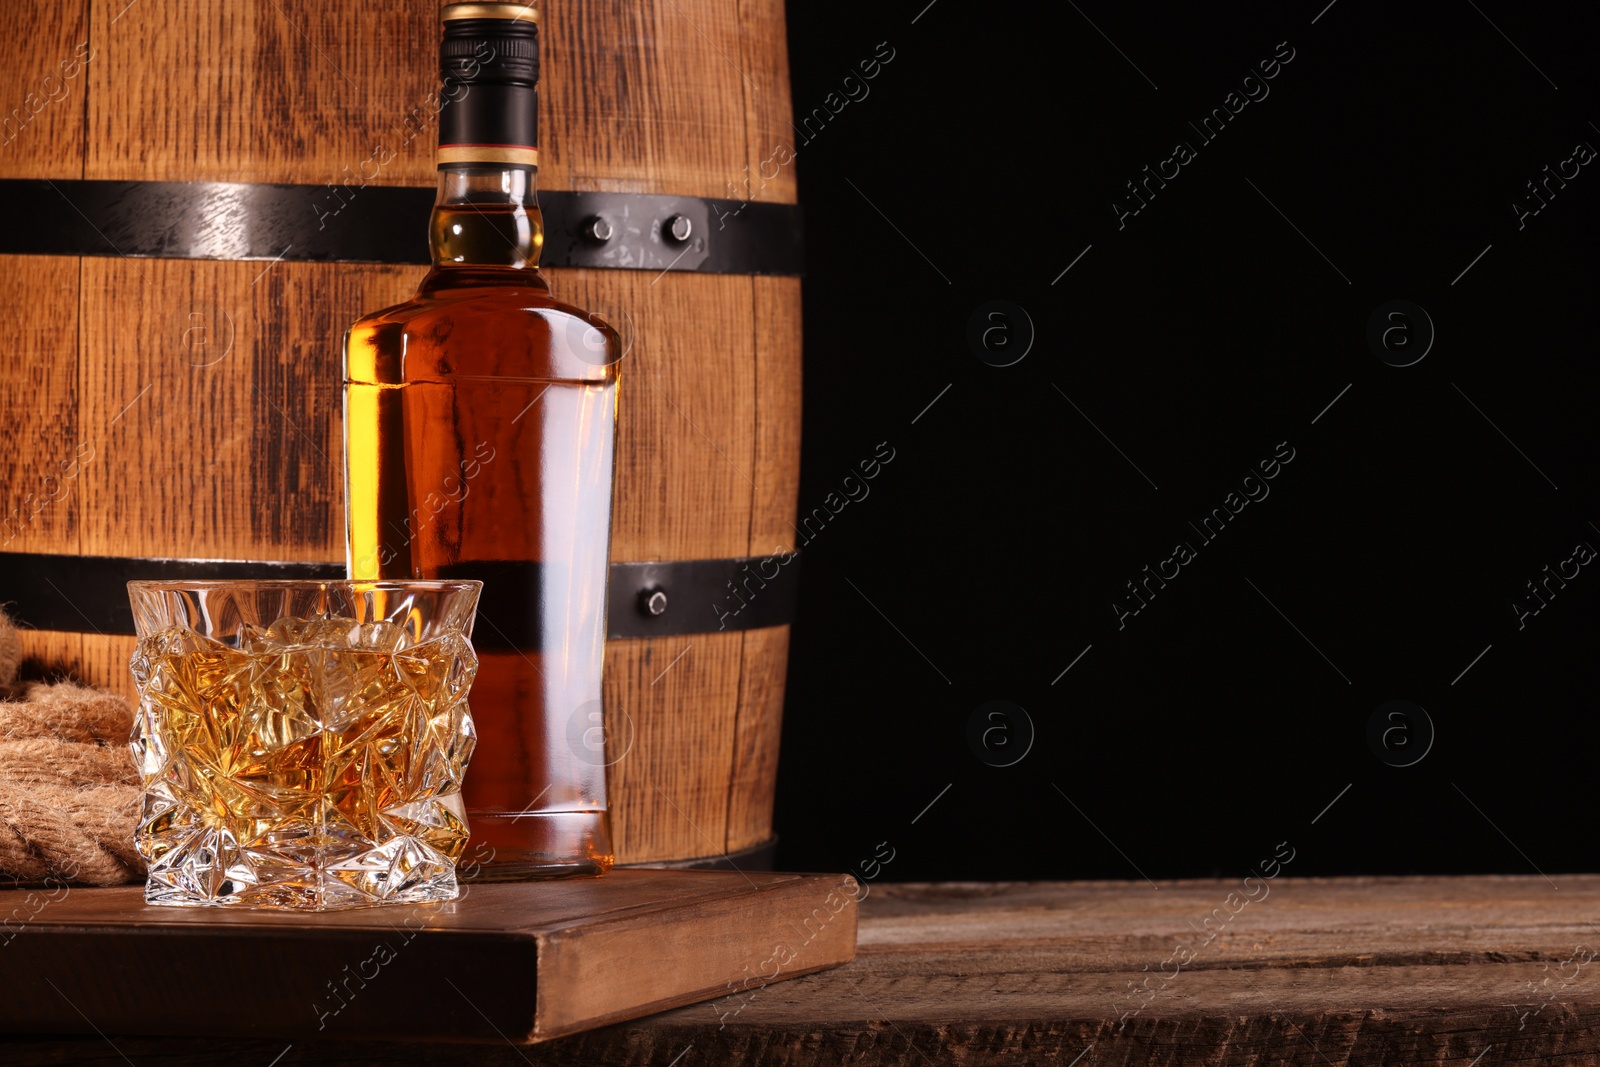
[773,1,1600,884]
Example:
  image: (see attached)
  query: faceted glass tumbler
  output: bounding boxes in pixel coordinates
[127,579,481,910]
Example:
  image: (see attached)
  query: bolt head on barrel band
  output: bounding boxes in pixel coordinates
[641,589,669,617]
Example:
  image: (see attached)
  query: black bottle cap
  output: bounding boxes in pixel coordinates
[437,4,541,166]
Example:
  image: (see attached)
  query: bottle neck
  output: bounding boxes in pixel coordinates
[428,164,544,269]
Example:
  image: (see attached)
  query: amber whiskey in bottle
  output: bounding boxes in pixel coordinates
[342,2,620,877]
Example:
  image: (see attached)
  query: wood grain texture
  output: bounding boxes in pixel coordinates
[1,255,83,686]
[88,2,439,186]
[75,257,417,561]
[719,274,801,855]
[3,0,802,867]
[15,633,137,707]
[0,1,90,179]
[12,632,86,686]
[78,0,805,198]
[736,0,800,204]
[0,868,858,1045]
[749,275,803,554]
[9,875,1599,1064]
[74,633,137,704]
[542,1,749,199]
[556,269,762,563]
[0,256,81,555]
[726,624,789,852]
[603,632,743,863]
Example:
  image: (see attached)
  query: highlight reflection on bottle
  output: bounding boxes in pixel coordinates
[342,2,620,877]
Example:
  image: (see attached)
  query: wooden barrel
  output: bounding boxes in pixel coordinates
[0,0,800,867]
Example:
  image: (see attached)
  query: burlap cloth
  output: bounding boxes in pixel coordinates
[0,611,142,885]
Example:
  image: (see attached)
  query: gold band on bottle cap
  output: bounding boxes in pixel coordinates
[441,3,539,23]
[437,145,540,166]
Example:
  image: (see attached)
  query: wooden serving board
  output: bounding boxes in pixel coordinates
[0,869,858,1045]
[11,874,1595,1064]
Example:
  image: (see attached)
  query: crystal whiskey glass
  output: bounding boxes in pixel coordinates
[127,579,481,910]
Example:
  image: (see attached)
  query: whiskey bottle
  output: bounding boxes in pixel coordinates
[343,2,621,878]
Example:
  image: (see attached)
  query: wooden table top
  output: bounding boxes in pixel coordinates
[8,873,1598,1065]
